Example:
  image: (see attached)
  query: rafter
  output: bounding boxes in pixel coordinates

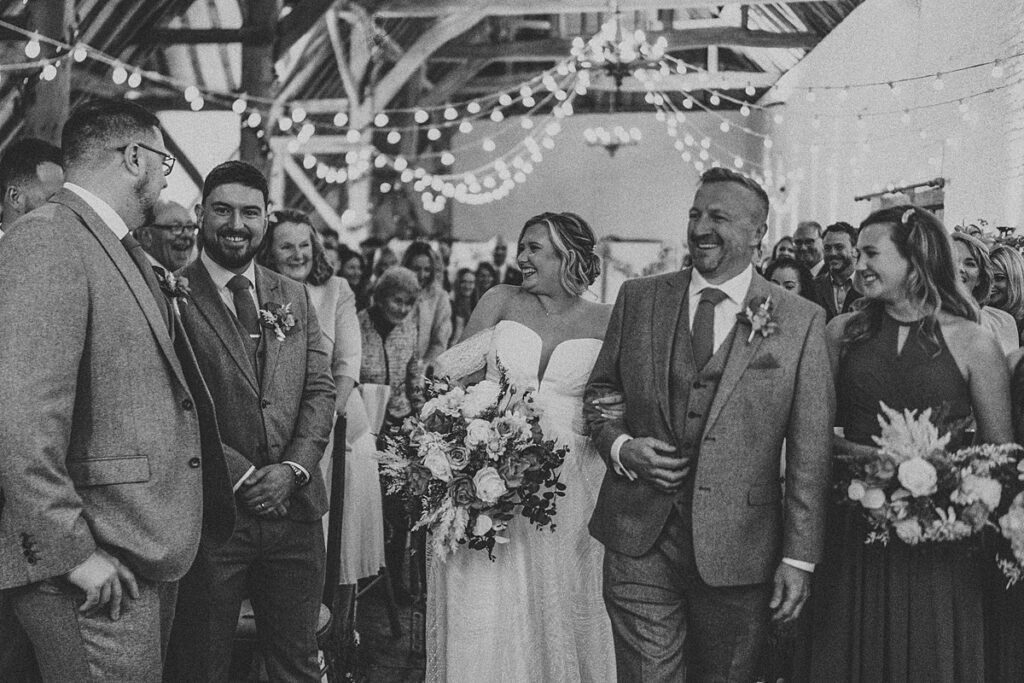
[432,28,818,62]
[456,69,779,94]
[279,0,337,53]
[373,0,822,18]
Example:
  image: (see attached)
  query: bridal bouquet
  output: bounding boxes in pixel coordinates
[377,361,568,560]
[838,402,1023,549]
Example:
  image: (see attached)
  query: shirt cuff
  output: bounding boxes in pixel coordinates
[283,460,310,485]
[610,434,638,481]
[233,465,256,493]
[782,557,815,573]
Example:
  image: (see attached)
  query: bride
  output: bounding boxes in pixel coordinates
[427,212,616,682]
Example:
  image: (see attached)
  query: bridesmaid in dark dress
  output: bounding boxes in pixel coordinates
[795,205,1012,683]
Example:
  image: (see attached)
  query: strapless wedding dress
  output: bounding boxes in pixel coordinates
[426,320,616,682]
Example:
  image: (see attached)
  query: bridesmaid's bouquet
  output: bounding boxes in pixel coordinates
[838,402,1023,550]
[377,361,568,560]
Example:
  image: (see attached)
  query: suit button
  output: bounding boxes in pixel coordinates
[687,410,700,419]
[26,555,37,565]
[182,398,194,410]
[261,399,270,409]
[692,381,703,389]
[188,457,201,468]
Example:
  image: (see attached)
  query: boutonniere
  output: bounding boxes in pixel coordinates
[736,295,778,343]
[155,269,190,299]
[258,302,296,341]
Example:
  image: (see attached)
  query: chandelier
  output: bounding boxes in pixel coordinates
[571,2,665,155]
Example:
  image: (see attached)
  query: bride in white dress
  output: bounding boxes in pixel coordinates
[427,212,617,682]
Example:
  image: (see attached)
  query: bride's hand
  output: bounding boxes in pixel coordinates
[589,392,625,420]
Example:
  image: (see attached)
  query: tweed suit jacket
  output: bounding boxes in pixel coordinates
[0,189,233,589]
[178,259,335,521]
[813,270,862,321]
[585,268,835,587]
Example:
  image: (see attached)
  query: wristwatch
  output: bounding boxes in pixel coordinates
[285,462,308,487]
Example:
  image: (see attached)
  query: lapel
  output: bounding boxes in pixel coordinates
[704,273,772,432]
[185,260,259,392]
[254,266,284,390]
[652,269,691,430]
[54,189,187,389]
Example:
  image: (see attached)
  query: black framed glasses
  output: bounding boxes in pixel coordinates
[118,141,176,176]
[150,222,197,236]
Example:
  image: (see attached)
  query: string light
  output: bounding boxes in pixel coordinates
[111,65,128,85]
[24,37,40,59]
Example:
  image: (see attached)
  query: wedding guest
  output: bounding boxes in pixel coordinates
[359,266,423,603]
[134,199,197,273]
[167,161,335,681]
[764,256,816,301]
[794,220,825,278]
[338,244,369,310]
[989,244,1024,342]
[952,230,1019,354]
[372,245,398,282]
[449,267,477,345]
[0,99,233,681]
[0,137,63,237]
[429,212,615,681]
[795,205,1012,682]
[813,222,862,321]
[437,236,454,292]
[401,240,452,365]
[771,235,796,262]
[259,210,386,594]
[475,261,498,297]
[491,235,522,285]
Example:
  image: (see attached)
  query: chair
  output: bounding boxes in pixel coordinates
[234,414,347,682]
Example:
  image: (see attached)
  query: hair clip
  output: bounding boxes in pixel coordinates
[900,208,915,226]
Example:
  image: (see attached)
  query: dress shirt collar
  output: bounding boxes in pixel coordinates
[64,182,130,240]
[201,250,257,293]
[689,264,754,306]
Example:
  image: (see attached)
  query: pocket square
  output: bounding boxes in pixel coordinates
[748,353,780,370]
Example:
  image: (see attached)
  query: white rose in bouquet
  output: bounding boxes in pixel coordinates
[897,457,938,497]
[860,487,886,509]
[473,466,508,504]
[461,380,502,419]
[894,518,924,545]
[422,446,453,482]
[465,418,494,448]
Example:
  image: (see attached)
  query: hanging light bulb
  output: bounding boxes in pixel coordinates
[232,97,247,115]
[467,101,481,114]
[246,112,262,128]
[72,44,88,63]
[427,127,441,141]
[414,109,429,124]
[991,61,1005,79]
[482,138,496,152]
[490,109,504,122]
[386,130,401,144]
[805,88,816,102]
[40,63,57,81]
[498,93,513,107]
[111,65,128,85]
[190,97,205,112]
[291,106,307,123]
[278,117,293,131]
[127,70,142,88]
[931,74,944,91]
[740,104,751,117]
[443,107,458,121]
[184,84,200,102]
[901,110,911,125]
[719,120,730,133]
[441,151,455,166]
[374,112,389,127]
[521,118,534,130]
[459,120,473,134]
[24,37,40,59]
[709,93,721,106]
[346,129,361,143]
[745,83,756,97]
[333,112,348,127]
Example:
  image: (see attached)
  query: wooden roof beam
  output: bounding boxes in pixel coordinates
[432,28,818,61]
[457,69,779,94]
[374,0,823,18]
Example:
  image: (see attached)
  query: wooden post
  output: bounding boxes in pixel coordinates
[240,0,276,174]
[24,0,73,144]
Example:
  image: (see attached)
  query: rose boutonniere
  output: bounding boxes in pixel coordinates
[737,295,778,343]
[155,269,190,299]
[258,302,296,341]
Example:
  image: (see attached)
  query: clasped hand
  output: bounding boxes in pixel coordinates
[238,463,296,518]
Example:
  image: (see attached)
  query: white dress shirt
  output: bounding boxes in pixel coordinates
[199,251,309,490]
[65,183,129,240]
[608,265,813,573]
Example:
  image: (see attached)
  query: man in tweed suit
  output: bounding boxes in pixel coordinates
[166,161,335,682]
[0,100,233,681]
[585,168,834,681]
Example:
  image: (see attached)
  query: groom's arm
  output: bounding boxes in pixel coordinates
[781,306,835,566]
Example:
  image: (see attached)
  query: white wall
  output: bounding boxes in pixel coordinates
[449,110,759,246]
[761,0,1023,233]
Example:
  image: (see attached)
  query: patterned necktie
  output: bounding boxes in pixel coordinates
[692,287,728,369]
[121,233,172,334]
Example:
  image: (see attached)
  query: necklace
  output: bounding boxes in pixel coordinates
[540,297,579,317]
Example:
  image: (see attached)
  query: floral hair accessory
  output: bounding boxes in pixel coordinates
[155,269,190,299]
[901,208,916,226]
[737,294,778,343]
[258,302,296,341]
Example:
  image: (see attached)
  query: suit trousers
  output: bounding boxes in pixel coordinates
[603,503,772,683]
[167,513,326,683]
[4,575,177,682]
[0,594,41,681]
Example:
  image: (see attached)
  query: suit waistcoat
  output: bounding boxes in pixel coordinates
[669,306,738,502]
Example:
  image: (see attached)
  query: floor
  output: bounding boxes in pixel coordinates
[347,579,425,683]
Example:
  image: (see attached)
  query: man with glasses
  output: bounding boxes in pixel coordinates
[0,99,233,680]
[136,199,198,273]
